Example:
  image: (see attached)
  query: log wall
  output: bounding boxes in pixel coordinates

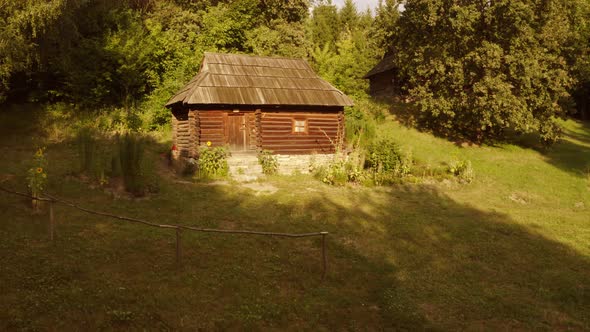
[188,110,199,156]
[173,107,345,155]
[197,110,225,147]
[247,112,258,150]
[259,110,343,154]
[172,109,191,157]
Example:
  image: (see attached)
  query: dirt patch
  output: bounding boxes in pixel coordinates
[240,182,278,195]
[508,192,529,204]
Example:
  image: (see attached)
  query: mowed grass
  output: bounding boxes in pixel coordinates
[0,107,589,330]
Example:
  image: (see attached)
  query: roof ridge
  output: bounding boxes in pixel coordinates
[196,86,344,92]
[205,73,321,80]
[203,51,309,62]
[206,63,314,70]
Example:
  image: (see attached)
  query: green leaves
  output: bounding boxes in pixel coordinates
[394,0,580,144]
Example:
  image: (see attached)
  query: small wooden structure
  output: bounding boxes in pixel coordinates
[364,54,398,98]
[166,52,353,157]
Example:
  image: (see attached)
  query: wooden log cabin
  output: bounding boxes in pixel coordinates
[363,54,398,99]
[166,52,353,157]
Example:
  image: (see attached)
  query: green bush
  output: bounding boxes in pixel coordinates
[313,152,364,186]
[447,160,475,183]
[314,160,348,186]
[42,103,76,142]
[257,150,279,175]
[365,138,413,185]
[366,138,404,172]
[198,146,229,178]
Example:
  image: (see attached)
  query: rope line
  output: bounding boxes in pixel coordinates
[0,186,328,237]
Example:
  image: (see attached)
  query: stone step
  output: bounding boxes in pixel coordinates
[227,154,264,181]
[227,160,260,166]
[229,165,263,174]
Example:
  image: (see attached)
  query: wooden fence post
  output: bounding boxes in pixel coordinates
[176,227,182,267]
[321,232,328,280]
[49,201,55,241]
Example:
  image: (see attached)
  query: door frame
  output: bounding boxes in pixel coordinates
[224,112,249,151]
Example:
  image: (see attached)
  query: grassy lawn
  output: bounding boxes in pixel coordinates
[1,107,589,330]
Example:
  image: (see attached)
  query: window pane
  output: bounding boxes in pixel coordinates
[294,120,306,133]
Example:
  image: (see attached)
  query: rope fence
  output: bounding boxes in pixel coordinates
[0,186,329,279]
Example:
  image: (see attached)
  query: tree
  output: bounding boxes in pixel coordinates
[310,5,379,99]
[246,20,307,58]
[563,0,590,121]
[394,0,579,145]
[372,0,400,52]
[258,0,309,24]
[339,0,359,32]
[0,0,81,102]
[197,0,260,52]
[308,0,340,52]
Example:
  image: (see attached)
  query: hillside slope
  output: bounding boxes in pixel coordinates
[0,108,588,330]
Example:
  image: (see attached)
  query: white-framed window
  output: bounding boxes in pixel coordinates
[293,119,307,133]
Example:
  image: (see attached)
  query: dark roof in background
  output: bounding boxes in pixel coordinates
[363,55,396,78]
[166,52,354,107]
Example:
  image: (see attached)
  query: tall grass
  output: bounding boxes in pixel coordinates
[75,126,155,196]
[77,127,97,174]
[118,134,148,196]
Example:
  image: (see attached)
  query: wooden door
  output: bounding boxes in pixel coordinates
[227,114,248,151]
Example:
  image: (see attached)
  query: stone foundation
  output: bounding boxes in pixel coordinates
[275,153,334,175]
[173,153,336,179]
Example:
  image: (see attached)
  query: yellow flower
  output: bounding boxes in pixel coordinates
[42,174,47,178]
[35,148,43,157]
[36,167,43,174]
[206,141,212,147]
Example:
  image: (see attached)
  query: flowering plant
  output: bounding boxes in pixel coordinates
[27,148,48,202]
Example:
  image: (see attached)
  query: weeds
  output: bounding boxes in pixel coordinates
[74,127,156,196]
[26,147,48,211]
[118,134,147,195]
[257,150,279,175]
[447,160,475,183]
[365,138,412,185]
[344,106,376,147]
[77,127,98,174]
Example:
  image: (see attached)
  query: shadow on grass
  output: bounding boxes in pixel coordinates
[544,122,590,177]
[163,179,590,330]
[380,97,419,128]
[1,106,589,330]
[509,121,590,178]
[302,185,590,330]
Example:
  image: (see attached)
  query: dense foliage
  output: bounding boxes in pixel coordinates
[1,0,589,144]
[391,0,590,144]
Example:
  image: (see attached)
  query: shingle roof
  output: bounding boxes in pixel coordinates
[166,52,354,107]
[363,55,396,78]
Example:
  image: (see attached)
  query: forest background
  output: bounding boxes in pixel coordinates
[1,0,589,144]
